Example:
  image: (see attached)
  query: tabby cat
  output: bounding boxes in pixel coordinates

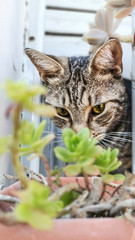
[25,39,132,173]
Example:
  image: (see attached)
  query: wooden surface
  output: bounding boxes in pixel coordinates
[43,1,131,79]
[45,10,95,34]
[44,36,90,56]
[45,8,131,36]
[46,0,104,11]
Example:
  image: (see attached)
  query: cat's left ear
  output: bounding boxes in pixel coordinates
[24,48,65,80]
[90,39,122,76]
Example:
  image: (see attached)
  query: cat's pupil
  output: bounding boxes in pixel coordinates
[56,108,69,117]
[92,103,105,115]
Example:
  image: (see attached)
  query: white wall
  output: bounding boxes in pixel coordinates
[0,0,46,185]
[0,0,25,185]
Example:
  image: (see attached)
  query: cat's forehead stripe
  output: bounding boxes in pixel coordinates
[80,86,86,103]
[67,56,89,84]
[69,56,89,69]
[63,56,90,107]
[65,88,72,105]
[64,85,90,107]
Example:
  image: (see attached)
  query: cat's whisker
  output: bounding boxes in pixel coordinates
[107,132,133,135]
[98,141,107,149]
[106,135,133,143]
[106,134,132,138]
[106,135,134,141]
[99,132,134,137]
[103,140,113,149]
[100,140,113,149]
[103,137,123,148]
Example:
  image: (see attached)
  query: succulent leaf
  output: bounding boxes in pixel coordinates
[15,181,63,230]
[64,164,81,176]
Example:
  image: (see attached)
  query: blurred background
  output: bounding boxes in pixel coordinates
[0,0,132,186]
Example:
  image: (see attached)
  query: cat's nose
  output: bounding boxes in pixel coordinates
[72,124,87,133]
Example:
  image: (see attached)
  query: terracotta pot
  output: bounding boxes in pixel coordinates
[0,178,135,240]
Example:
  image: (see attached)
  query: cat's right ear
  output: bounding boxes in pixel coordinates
[24,48,64,80]
[89,39,122,76]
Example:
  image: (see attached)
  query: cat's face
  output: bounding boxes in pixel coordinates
[25,39,126,142]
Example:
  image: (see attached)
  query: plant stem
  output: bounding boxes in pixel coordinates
[99,183,106,201]
[86,177,102,205]
[82,171,90,191]
[40,154,54,192]
[24,167,48,185]
[111,184,122,197]
[110,199,135,216]
[0,194,20,204]
[11,104,28,188]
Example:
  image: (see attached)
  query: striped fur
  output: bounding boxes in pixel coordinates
[25,39,132,173]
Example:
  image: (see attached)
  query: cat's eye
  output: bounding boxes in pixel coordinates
[56,108,69,117]
[92,103,105,115]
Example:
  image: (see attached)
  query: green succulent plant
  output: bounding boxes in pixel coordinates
[19,120,54,157]
[15,181,63,230]
[55,128,101,176]
[0,80,56,188]
[94,147,125,183]
[55,128,125,182]
[3,79,55,117]
[0,79,126,230]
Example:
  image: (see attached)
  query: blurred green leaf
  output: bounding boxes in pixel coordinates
[83,165,100,175]
[55,128,101,174]
[51,166,63,177]
[32,104,55,118]
[19,120,54,156]
[18,120,35,145]
[110,148,119,162]
[33,121,46,141]
[15,181,63,230]
[62,128,75,150]
[76,138,97,156]
[113,174,125,181]
[3,79,45,103]
[95,147,120,174]
[0,136,11,155]
[102,174,114,183]
[18,181,50,203]
[20,133,54,156]
[106,161,122,173]
[16,204,53,230]
[64,164,81,176]
[3,80,55,117]
[60,190,79,207]
[78,128,90,140]
[31,134,54,153]
[54,147,75,162]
